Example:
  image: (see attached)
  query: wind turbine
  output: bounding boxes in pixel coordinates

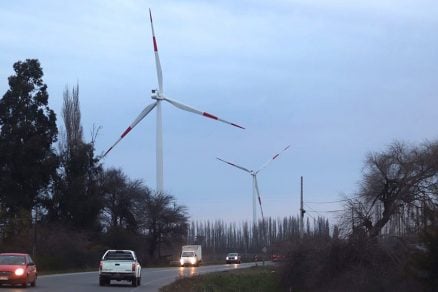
[103,9,244,193]
[217,145,290,224]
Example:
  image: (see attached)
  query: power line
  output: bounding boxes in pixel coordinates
[304,203,343,215]
[306,212,316,221]
[305,195,366,205]
[304,203,323,217]
[305,199,349,204]
[306,210,344,213]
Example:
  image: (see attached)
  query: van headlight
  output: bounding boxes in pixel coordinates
[180,258,184,265]
[190,258,196,265]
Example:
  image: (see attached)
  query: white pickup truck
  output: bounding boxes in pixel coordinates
[98,250,141,287]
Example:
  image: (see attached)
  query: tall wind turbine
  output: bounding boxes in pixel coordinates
[103,9,244,193]
[217,145,290,224]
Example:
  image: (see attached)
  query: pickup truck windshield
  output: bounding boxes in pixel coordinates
[104,252,134,261]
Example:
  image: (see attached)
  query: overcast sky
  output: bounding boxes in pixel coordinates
[1,0,437,225]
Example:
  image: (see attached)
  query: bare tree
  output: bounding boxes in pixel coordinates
[62,84,82,149]
[346,141,438,238]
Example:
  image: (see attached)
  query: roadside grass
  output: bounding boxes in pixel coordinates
[160,266,282,292]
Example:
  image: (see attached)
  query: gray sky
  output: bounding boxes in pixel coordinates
[1,0,437,224]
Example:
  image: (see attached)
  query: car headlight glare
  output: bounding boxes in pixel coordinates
[180,258,184,265]
[15,268,25,276]
[190,258,196,265]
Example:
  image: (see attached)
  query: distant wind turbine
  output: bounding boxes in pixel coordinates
[103,9,244,192]
[217,145,290,224]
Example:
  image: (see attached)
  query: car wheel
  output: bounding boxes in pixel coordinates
[99,277,106,286]
[132,278,138,287]
[30,278,36,287]
[137,277,141,286]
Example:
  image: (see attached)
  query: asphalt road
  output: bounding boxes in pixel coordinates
[0,262,262,291]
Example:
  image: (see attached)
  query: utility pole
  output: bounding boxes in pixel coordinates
[300,176,305,239]
[351,205,354,233]
[33,206,37,258]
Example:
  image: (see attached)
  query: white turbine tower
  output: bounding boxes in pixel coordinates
[103,9,244,192]
[217,145,290,224]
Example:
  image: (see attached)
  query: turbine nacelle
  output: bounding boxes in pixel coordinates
[151,89,163,100]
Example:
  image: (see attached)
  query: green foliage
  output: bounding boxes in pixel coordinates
[143,192,189,259]
[50,141,103,230]
[160,266,281,292]
[0,59,57,226]
[35,223,102,271]
[101,168,147,231]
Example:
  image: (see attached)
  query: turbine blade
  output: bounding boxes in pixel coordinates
[254,176,264,221]
[103,102,157,157]
[256,145,291,174]
[164,97,245,129]
[149,9,163,93]
[216,157,251,173]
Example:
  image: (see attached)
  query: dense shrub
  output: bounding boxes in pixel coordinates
[410,208,438,291]
[280,237,424,291]
[35,224,103,271]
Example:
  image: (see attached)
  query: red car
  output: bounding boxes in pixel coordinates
[0,253,37,287]
[271,254,286,262]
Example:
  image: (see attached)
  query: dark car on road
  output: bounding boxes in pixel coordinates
[225,253,241,264]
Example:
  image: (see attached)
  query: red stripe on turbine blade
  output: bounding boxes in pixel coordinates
[203,112,218,120]
[231,123,245,129]
[121,127,132,138]
[153,37,158,52]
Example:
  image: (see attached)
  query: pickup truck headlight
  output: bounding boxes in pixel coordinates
[190,258,196,265]
[180,258,184,265]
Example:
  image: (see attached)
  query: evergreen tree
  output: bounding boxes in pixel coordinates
[0,59,57,230]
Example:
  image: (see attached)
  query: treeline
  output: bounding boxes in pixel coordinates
[187,216,330,257]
